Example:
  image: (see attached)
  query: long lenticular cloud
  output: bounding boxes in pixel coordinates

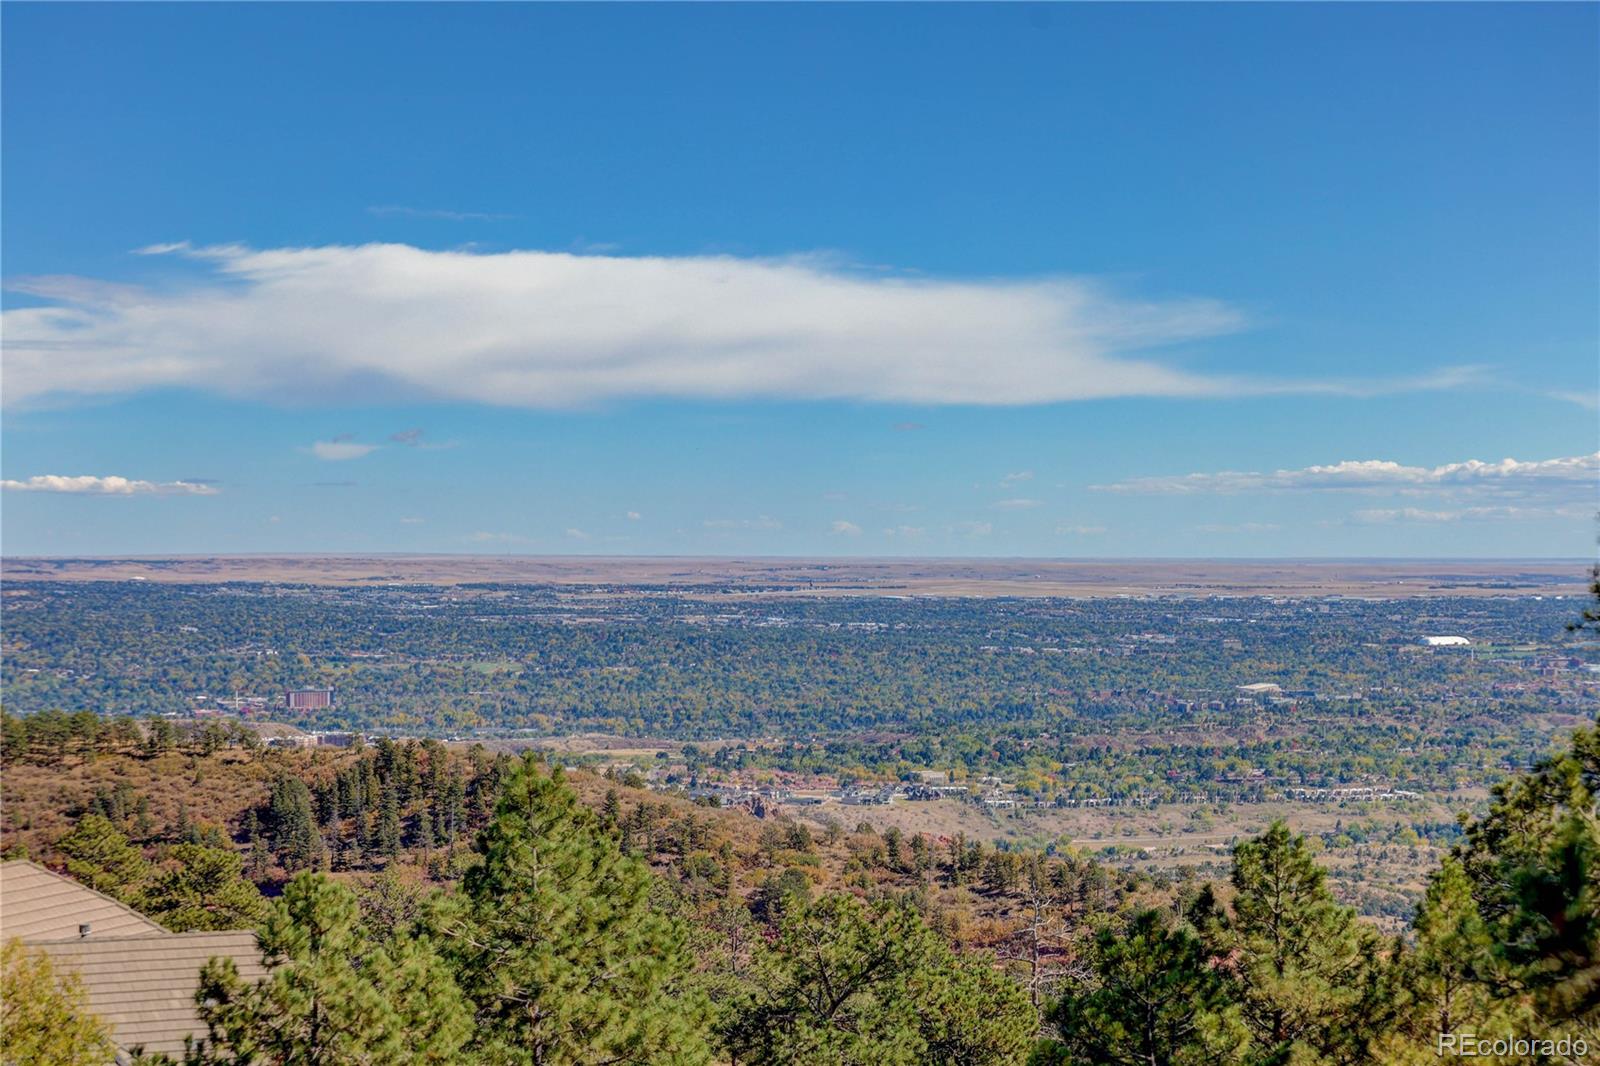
[1092,453,1600,497]
[0,475,219,496]
[1,242,1261,408]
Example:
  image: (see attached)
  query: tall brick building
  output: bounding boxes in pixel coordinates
[284,687,334,711]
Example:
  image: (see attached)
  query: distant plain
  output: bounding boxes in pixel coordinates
[2,555,1590,599]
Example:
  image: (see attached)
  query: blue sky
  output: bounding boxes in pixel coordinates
[3,3,1595,558]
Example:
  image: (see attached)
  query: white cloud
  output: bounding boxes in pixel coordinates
[565,527,592,541]
[400,516,425,524]
[308,439,378,461]
[952,521,993,537]
[0,474,219,496]
[625,511,642,521]
[883,525,925,538]
[703,515,782,531]
[830,520,863,536]
[1350,505,1589,524]
[994,497,1042,510]
[1541,388,1599,410]
[1093,452,1598,502]
[1055,524,1107,535]
[1000,471,1034,485]
[131,242,191,257]
[465,531,529,544]
[2,242,1262,409]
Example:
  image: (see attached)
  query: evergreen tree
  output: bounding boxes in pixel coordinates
[145,716,177,756]
[243,811,271,881]
[412,806,435,857]
[193,873,470,1065]
[266,775,325,872]
[1045,909,1248,1066]
[1409,857,1500,1035]
[135,844,268,932]
[725,893,1034,1066]
[1206,822,1384,1063]
[1456,714,1600,1025]
[916,946,1037,1066]
[440,756,711,1065]
[56,813,149,899]
[375,783,402,861]
[1372,857,1529,1064]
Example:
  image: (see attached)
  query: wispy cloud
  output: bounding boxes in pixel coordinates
[400,516,425,525]
[565,527,592,541]
[994,497,1042,510]
[367,205,517,222]
[703,515,782,531]
[307,439,379,461]
[1350,505,1590,524]
[884,525,925,538]
[1093,452,1598,501]
[625,511,642,521]
[464,531,530,545]
[1540,388,1599,411]
[1,474,219,496]
[952,521,993,537]
[1055,524,1107,535]
[1000,471,1034,485]
[829,519,863,536]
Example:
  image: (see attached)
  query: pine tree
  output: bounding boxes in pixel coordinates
[725,893,1034,1066]
[145,716,176,756]
[175,801,199,844]
[440,756,711,1065]
[1046,909,1247,1066]
[1456,714,1600,1025]
[1410,857,1498,1034]
[244,810,271,880]
[413,806,435,859]
[135,843,268,932]
[266,775,325,872]
[193,873,470,1065]
[1209,821,1385,1063]
[56,813,150,899]
[1371,857,1529,1063]
[375,783,402,861]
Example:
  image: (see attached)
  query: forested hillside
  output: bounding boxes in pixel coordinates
[4,711,1597,1065]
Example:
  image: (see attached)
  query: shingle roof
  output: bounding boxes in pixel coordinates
[1,860,267,1061]
[0,860,165,941]
[31,931,267,1058]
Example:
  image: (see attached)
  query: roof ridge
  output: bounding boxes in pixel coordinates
[27,929,258,944]
[0,858,169,934]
